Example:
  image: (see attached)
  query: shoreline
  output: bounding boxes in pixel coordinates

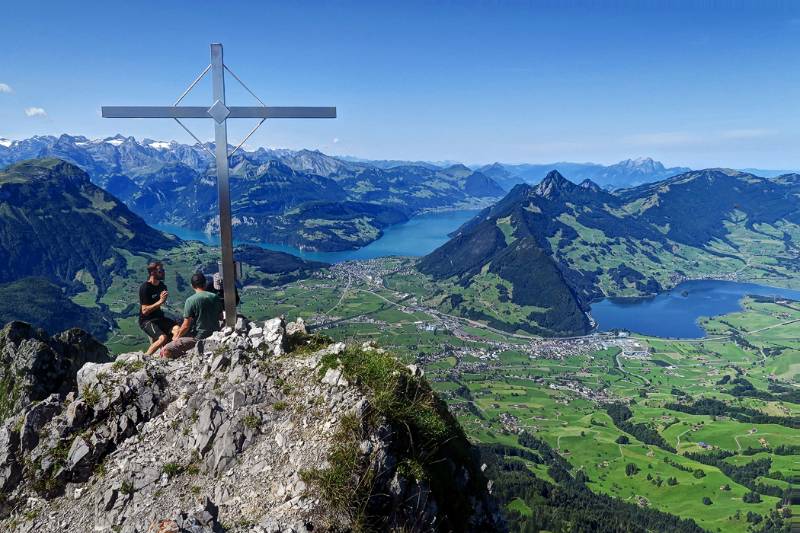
[590,278,800,340]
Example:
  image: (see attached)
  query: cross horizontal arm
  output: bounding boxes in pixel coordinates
[102,106,336,119]
[102,106,210,119]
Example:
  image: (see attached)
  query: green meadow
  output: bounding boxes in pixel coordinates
[93,252,797,531]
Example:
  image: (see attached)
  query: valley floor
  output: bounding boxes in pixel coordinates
[99,255,798,532]
[232,258,796,533]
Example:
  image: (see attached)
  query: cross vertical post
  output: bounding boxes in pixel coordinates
[210,43,238,327]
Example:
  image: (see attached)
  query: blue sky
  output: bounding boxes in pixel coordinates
[1,0,799,168]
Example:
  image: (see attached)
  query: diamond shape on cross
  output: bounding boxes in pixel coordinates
[207,99,231,124]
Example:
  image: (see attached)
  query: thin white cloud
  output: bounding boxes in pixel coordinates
[333,137,340,144]
[0,83,11,93]
[24,107,47,117]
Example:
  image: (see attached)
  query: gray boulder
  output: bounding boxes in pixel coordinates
[0,322,110,420]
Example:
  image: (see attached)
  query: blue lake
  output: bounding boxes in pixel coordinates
[156,209,479,263]
[591,280,800,338]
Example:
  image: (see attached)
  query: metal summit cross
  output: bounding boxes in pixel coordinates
[102,43,336,327]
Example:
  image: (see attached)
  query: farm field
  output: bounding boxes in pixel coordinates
[427,298,799,533]
[247,264,798,533]
[98,253,798,532]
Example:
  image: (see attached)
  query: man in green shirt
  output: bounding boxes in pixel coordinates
[174,272,223,341]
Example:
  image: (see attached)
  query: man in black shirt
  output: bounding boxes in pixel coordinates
[139,261,176,355]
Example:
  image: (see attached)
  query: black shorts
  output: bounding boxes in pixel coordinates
[140,317,177,341]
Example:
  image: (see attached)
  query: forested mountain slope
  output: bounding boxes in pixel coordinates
[419,169,800,335]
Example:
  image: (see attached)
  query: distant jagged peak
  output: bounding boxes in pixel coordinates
[579,178,603,192]
[617,157,664,168]
[541,169,570,182]
[141,138,177,150]
[295,148,324,156]
[56,133,89,144]
[534,170,577,198]
[482,162,506,172]
[100,133,130,146]
[607,157,664,175]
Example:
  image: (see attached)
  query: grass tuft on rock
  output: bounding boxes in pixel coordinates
[300,413,369,527]
[286,332,332,356]
[81,385,100,408]
[305,346,486,531]
[161,462,183,479]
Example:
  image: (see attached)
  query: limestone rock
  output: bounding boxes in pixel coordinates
[20,394,61,451]
[0,421,21,493]
[0,318,504,532]
[0,321,110,419]
[285,318,306,337]
[321,368,349,388]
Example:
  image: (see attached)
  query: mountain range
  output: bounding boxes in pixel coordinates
[0,135,505,252]
[478,157,691,191]
[3,150,799,339]
[0,135,707,253]
[419,168,800,335]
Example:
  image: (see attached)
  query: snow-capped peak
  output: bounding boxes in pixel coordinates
[0,138,13,148]
[100,134,128,146]
[148,140,173,150]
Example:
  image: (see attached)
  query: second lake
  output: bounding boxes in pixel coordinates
[590,279,800,338]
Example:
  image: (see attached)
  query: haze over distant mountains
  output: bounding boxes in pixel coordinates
[0,135,505,251]
[1,134,796,191]
[2,133,796,257]
[3,138,800,340]
[477,157,692,190]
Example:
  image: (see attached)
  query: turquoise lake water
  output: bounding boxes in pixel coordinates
[590,280,800,338]
[156,209,480,263]
[158,216,800,339]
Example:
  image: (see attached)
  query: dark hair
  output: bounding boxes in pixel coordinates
[147,261,163,276]
[191,272,207,289]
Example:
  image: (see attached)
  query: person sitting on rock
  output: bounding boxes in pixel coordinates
[174,272,224,342]
[138,261,177,356]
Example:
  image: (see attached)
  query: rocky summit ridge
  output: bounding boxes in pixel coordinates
[0,318,503,532]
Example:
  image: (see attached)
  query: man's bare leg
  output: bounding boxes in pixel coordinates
[146,334,168,356]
